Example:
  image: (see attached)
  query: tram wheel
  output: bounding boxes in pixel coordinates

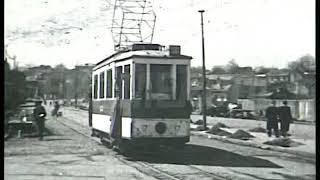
[91,129,98,137]
[117,140,133,156]
[100,137,113,149]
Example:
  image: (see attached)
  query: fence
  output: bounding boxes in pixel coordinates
[238,98,315,122]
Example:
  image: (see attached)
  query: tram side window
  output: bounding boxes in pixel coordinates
[99,72,105,98]
[150,64,172,100]
[124,65,130,99]
[135,64,146,99]
[93,74,98,99]
[176,65,187,100]
[106,69,113,98]
[115,66,123,98]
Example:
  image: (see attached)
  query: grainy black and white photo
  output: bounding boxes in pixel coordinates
[4,0,316,179]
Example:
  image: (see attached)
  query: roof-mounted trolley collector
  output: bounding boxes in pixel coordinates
[89,43,193,154]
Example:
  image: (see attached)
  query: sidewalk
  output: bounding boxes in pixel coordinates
[190,115,315,159]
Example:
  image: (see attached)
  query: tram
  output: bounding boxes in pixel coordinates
[89,43,193,153]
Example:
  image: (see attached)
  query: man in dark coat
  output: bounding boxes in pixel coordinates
[265,100,279,137]
[33,100,47,140]
[52,101,60,117]
[278,100,292,137]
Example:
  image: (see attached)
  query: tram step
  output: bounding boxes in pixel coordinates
[100,136,114,148]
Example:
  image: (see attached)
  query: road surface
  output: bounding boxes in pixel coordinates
[4,106,316,180]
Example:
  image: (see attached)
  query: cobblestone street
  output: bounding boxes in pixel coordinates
[4,106,316,180]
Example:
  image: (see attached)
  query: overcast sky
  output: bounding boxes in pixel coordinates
[5,0,315,69]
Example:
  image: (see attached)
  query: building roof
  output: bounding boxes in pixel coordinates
[235,67,253,74]
[207,74,234,81]
[266,69,290,76]
[191,84,231,92]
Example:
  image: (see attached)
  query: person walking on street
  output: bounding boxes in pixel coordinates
[52,101,60,117]
[265,100,279,137]
[278,100,292,137]
[33,100,47,140]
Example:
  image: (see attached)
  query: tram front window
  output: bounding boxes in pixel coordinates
[135,64,146,99]
[150,64,172,100]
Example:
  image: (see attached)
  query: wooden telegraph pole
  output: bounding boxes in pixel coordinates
[198,10,207,129]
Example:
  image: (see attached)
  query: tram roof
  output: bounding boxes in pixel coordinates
[94,48,192,68]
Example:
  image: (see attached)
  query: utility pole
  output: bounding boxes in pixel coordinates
[74,67,79,108]
[198,10,207,129]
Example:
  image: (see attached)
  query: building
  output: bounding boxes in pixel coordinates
[20,63,95,102]
[266,68,315,98]
[24,65,53,81]
[266,69,290,84]
[289,68,315,98]
[64,63,94,103]
[233,74,268,99]
[21,65,53,98]
[190,71,268,112]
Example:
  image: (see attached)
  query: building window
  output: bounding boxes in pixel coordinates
[106,69,113,98]
[124,65,130,99]
[93,74,98,99]
[99,72,105,98]
[135,64,146,99]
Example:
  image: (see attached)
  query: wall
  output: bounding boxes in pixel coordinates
[238,98,315,122]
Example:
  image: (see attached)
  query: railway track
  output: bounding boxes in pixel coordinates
[55,116,233,180]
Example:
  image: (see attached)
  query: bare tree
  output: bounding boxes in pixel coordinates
[226,59,239,74]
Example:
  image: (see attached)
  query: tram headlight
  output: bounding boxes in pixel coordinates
[155,122,166,134]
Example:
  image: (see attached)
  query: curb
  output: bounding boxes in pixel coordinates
[191,115,315,126]
[190,131,315,162]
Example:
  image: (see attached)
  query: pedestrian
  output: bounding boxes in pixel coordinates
[33,99,47,140]
[52,101,60,117]
[265,100,279,137]
[278,100,292,137]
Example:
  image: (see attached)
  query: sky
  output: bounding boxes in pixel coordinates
[5,0,315,69]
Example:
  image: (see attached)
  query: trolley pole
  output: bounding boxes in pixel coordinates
[198,10,207,129]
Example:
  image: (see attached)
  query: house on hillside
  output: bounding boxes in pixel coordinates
[23,65,53,98]
[266,68,315,99]
[64,64,94,103]
[234,66,253,74]
[24,65,53,81]
[190,71,269,112]
[233,74,268,99]
[289,68,315,98]
[237,66,316,121]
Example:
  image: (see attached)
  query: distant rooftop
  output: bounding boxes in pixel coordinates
[207,74,234,81]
